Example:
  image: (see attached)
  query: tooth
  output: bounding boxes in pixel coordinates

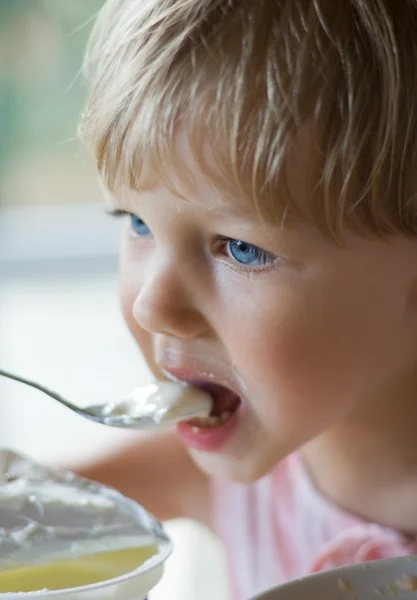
[188,413,232,428]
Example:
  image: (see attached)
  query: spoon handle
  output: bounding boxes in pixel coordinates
[0,368,81,414]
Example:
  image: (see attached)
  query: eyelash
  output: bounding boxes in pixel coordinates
[107,209,131,218]
[107,209,279,272]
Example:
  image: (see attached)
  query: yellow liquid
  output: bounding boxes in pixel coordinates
[0,545,157,593]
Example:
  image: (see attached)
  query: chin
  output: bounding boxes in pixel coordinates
[190,448,281,484]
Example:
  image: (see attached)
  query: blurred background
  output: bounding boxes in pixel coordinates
[0,2,229,598]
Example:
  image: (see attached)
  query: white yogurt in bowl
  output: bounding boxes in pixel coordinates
[0,450,172,599]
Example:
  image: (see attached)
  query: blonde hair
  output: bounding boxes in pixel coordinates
[80,0,417,238]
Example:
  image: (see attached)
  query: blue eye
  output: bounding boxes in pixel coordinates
[107,209,151,237]
[130,215,151,236]
[225,239,275,266]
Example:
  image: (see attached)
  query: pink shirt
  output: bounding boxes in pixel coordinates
[212,453,417,600]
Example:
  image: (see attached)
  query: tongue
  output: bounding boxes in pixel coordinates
[195,383,241,417]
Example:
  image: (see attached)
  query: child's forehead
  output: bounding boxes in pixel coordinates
[108,166,261,220]
[105,136,256,214]
[109,126,316,226]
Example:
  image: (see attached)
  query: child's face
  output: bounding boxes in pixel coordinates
[115,147,417,483]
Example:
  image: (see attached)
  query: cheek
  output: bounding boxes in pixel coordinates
[225,275,404,425]
[119,276,135,334]
[119,251,143,341]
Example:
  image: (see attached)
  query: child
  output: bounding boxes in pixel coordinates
[77,1,417,598]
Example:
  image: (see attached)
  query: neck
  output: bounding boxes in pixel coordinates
[302,365,417,534]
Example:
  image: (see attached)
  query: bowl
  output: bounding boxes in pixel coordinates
[0,535,172,600]
[252,556,417,599]
[0,450,173,599]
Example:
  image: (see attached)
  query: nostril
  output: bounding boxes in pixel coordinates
[132,298,164,334]
[133,294,208,339]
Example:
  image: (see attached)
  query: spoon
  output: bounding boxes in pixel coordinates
[0,368,212,430]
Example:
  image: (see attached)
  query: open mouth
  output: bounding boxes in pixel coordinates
[188,382,242,428]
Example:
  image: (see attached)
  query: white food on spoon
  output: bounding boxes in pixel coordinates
[102,381,212,426]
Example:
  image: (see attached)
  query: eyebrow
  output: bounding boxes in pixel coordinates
[103,176,269,224]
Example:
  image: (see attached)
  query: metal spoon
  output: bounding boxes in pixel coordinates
[0,368,212,430]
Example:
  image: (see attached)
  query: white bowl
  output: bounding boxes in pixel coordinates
[252,557,417,599]
[0,537,172,600]
[0,450,173,599]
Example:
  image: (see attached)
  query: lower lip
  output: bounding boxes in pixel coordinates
[176,407,241,452]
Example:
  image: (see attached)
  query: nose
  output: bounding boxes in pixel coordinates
[132,254,209,339]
